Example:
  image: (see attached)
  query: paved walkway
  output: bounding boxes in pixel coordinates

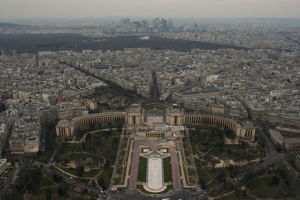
[170,147,182,190]
[128,141,140,190]
[128,140,183,191]
[128,140,163,190]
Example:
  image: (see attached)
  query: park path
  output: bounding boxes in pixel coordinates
[128,141,140,190]
[170,147,182,190]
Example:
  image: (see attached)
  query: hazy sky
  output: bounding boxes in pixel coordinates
[1,0,300,19]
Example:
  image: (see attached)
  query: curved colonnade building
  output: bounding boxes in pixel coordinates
[183,114,255,141]
[56,104,256,142]
[56,112,126,137]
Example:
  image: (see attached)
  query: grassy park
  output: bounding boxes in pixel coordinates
[53,130,121,189]
[137,156,147,182]
[218,168,296,199]
[9,167,87,200]
[246,169,296,198]
[189,126,259,161]
[188,125,261,189]
[163,157,172,183]
[97,167,114,190]
[83,130,120,189]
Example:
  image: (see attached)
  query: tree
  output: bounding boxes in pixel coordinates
[45,189,52,200]
[224,181,234,191]
[76,165,84,176]
[57,186,68,197]
[216,172,226,182]
[23,168,41,193]
[199,179,207,189]
[52,174,62,183]
[105,160,111,168]
[229,165,239,177]
[117,125,122,132]
[83,188,88,194]
[112,137,119,146]
[98,178,107,190]
[270,176,279,186]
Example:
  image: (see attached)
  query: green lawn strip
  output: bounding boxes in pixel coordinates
[180,143,191,185]
[118,137,131,184]
[163,157,172,183]
[118,139,132,184]
[138,156,147,182]
[114,177,122,185]
[116,137,130,185]
[113,166,124,184]
[124,138,132,163]
[116,167,123,175]
[98,167,113,190]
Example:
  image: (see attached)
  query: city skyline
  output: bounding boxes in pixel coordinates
[1,0,300,20]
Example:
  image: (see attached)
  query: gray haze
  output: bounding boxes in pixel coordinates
[1,0,300,19]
